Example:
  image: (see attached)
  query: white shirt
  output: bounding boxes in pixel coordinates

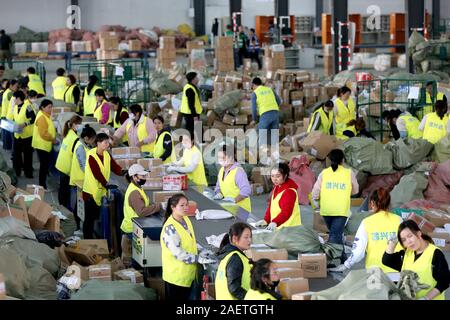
[173,146,200,173]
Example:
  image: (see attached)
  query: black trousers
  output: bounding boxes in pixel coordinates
[164,281,192,301]
[238,48,248,67]
[249,50,262,69]
[13,137,33,177]
[83,196,100,239]
[182,113,195,137]
[36,149,50,188]
[58,173,71,210]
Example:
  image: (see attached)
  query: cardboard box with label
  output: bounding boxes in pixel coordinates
[137,158,163,170]
[277,277,309,299]
[272,260,303,269]
[423,210,450,228]
[26,184,45,199]
[300,131,338,160]
[114,268,144,284]
[407,213,435,234]
[245,248,288,261]
[429,231,450,251]
[298,253,327,278]
[142,177,163,190]
[88,264,112,281]
[162,175,188,191]
[112,147,141,159]
[152,191,185,204]
[276,268,304,279]
[28,199,52,229]
[77,240,110,258]
[292,291,315,300]
[0,198,30,226]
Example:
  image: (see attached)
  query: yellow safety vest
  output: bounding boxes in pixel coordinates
[254,85,279,116]
[182,145,207,186]
[113,109,128,129]
[83,85,102,116]
[401,244,445,300]
[363,211,402,273]
[82,148,111,206]
[215,251,251,300]
[32,111,56,152]
[52,76,68,100]
[218,166,252,212]
[422,112,449,144]
[1,88,12,118]
[28,74,45,95]
[320,166,352,217]
[126,116,154,153]
[94,100,112,124]
[335,98,356,139]
[153,131,175,164]
[13,99,35,139]
[270,187,302,229]
[55,129,79,175]
[398,114,422,139]
[307,107,334,134]
[121,182,150,233]
[6,96,15,121]
[424,92,445,118]
[64,84,77,104]
[160,215,198,287]
[244,289,277,300]
[180,83,202,115]
[69,140,88,186]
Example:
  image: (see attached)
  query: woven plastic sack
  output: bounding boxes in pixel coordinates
[0,248,31,299]
[432,134,450,163]
[343,137,395,175]
[289,155,316,205]
[345,211,372,235]
[214,90,242,115]
[24,265,57,300]
[71,280,157,300]
[424,160,450,204]
[390,164,431,208]
[312,267,401,300]
[150,72,183,95]
[385,138,433,170]
[408,31,426,53]
[0,216,36,240]
[362,172,403,198]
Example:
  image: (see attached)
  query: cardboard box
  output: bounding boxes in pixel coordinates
[115,158,137,170]
[114,268,144,284]
[245,248,288,261]
[0,274,5,300]
[206,110,217,126]
[159,36,176,49]
[216,37,234,49]
[424,210,450,228]
[292,291,315,300]
[235,114,249,125]
[44,215,60,233]
[276,268,304,279]
[64,245,98,266]
[222,113,234,125]
[300,131,338,160]
[407,213,435,234]
[162,175,188,191]
[251,183,264,196]
[128,39,142,51]
[99,37,119,50]
[146,166,165,178]
[278,277,309,299]
[146,277,165,300]
[88,264,112,281]
[26,184,45,199]
[351,198,365,207]
[112,147,141,159]
[152,191,185,204]
[298,253,327,278]
[137,158,163,170]
[142,177,163,190]
[429,231,450,251]
[272,260,303,269]
[28,199,52,229]
[0,198,30,226]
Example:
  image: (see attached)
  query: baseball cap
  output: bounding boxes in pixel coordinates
[128,164,148,176]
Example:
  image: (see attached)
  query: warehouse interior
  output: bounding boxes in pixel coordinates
[0,0,449,303]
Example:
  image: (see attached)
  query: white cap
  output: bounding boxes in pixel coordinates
[128,164,148,176]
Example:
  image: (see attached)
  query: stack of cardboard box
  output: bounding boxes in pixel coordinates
[128,39,142,51]
[186,40,204,55]
[157,36,176,70]
[97,31,121,60]
[263,45,286,75]
[324,44,334,76]
[215,37,235,72]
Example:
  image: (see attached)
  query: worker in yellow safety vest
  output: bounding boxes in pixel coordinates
[307,100,335,135]
[63,74,81,106]
[180,72,203,137]
[329,187,402,273]
[32,99,57,189]
[69,124,96,231]
[213,144,252,213]
[109,96,129,130]
[422,81,447,120]
[167,132,207,186]
[152,115,175,164]
[161,194,215,300]
[396,110,423,140]
[244,259,282,300]
[55,115,82,210]
[383,220,450,300]
[1,79,18,151]
[256,162,301,231]
[250,77,281,142]
[82,133,123,239]
[216,222,252,300]
[113,104,157,154]
[419,100,449,144]
[334,86,356,140]
[12,90,37,178]
[93,88,112,125]
[120,164,161,266]
[26,67,45,96]
[311,149,359,263]
[82,75,102,116]
[51,68,67,100]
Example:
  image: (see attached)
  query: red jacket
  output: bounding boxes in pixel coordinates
[264,178,298,226]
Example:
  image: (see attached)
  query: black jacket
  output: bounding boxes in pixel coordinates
[156,126,173,161]
[217,243,249,300]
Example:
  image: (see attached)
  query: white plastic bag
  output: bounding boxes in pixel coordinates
[196,210,233,220]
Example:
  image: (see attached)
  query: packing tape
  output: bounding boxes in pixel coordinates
[123,270,137,283]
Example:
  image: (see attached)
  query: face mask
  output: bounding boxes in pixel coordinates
[138,179,146,186]
[182,142,191,149]
[218,160,226,167]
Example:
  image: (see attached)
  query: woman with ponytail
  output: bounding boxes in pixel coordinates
[215,222,252,300]
[419,100,449,144]
[312,149,359,263]
[160,194,212,300]
[329,187,402,273]
[55,114,82,209]
[382,220,450,300]
[82,75,102,116]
